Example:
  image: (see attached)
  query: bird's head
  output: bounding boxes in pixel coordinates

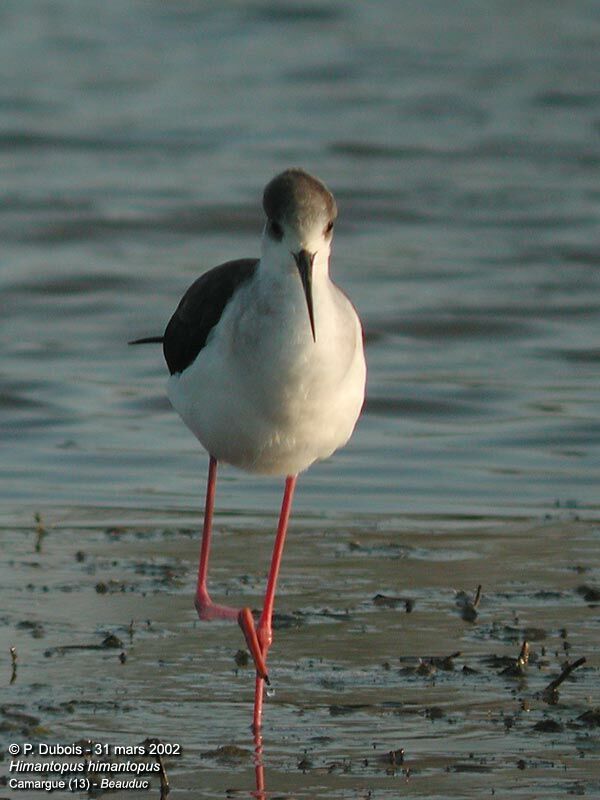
[261,168,338,342]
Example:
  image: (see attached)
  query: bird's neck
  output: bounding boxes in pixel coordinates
[259,247,331,290]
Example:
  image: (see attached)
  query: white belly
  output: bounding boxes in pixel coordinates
[167,276,366,475]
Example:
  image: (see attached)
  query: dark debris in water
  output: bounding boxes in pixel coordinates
[92,555,186,593]
[391,639,592,727]
[38,698,132,714]
[311,607,353,622]
[455,584,482,622]
[133,561,187,586]
[272,610,306,629]
[34,512,47,553]
[360,747,405,776]
[542,656,587,703]
[533,718,565,733]
[575,709,600,728]
[16,620,45,638]
[234,649,249,668]
[399,651,462,677]
[200,744,251,764]
[425,706,445,721]
[9,646,17,684]
[449,761,493,773]
[378,748,404,767]
[296,746,414,779]
[328,703,370,716]
[296,754,313,772]
[1,705,41,728]
[324,758,353,774]
[95,579,137,594]
[271,607,350,628]
[500,641,530,678]
[373,593,414,612]
[576,584,600,603]
[522,626,548,642]
[473,621,526,643]
[44,632,124,657]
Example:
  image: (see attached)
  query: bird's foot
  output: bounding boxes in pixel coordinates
[195,590,240,621]
[195,591,269,683]
[238,608,269,683]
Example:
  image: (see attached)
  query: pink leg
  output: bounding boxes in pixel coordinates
[252,474,298,731]
[194,456,267,680]
[253,674,265,733]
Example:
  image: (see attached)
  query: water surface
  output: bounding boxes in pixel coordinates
[1,1,599,797]
[2,0,599,520]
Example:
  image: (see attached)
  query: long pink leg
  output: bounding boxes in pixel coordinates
[194,455,267,680]
[253,474,297,731]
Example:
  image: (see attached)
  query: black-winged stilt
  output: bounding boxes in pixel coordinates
[131,168,366,729]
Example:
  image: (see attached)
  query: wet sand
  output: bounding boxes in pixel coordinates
[1,508,599,798]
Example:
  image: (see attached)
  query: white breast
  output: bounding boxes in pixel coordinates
[168,263,366,476]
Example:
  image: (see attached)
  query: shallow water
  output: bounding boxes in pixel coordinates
[2,0,600,520]
[1,1,600,797]
[1,514,599,798]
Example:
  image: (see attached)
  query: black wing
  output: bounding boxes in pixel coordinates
[129,336,164,345]
[163,258,258,375]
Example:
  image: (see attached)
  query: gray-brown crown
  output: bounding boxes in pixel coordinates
[263,168,337,232]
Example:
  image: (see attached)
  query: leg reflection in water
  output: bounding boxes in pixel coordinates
[253,722,266,800]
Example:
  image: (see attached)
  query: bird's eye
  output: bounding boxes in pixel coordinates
[324,220,334,236]
[268,220,284,241]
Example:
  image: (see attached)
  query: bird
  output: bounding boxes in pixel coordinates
[130,168,366,730]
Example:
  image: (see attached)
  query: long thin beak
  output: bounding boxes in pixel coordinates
[293,249,316,342]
